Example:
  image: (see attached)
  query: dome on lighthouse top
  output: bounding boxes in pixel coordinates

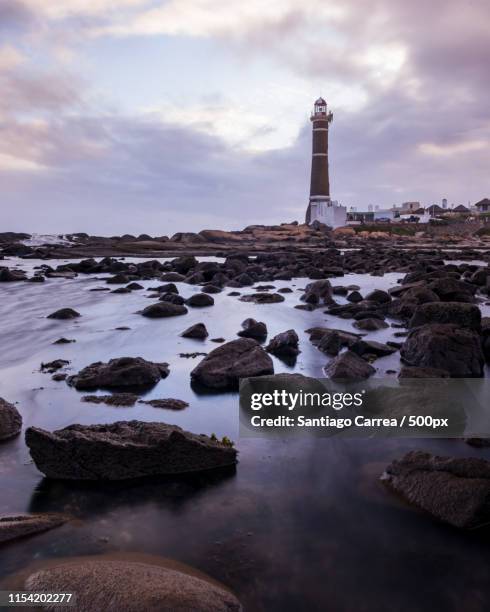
[314,97,327,105]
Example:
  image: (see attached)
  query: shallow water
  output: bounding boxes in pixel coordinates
[1,257,490,611]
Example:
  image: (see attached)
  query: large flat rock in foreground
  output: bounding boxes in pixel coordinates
[25,421,237,480]
[7,555,242,612]
[382,451,490,528]
[68,357,169,391]
[191,338,274,390]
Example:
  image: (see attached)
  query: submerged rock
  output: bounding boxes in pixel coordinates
[353,318,389,331]
[401,324,484,377]
[8,555,242,612]
[239,292,285,304]
[47,308,80,320]
[324,350,375,380]
[138,398,189,410]
[382,451,490,529]
[191,338,273,390]
[68,357,169,391]
[25,421,237,480]
[0,398,22,441]
[81,394,139,407]
[0,513,68,544]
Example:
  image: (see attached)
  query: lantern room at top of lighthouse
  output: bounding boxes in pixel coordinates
[311,97,333,122]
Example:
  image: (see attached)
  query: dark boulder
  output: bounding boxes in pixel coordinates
[353,318,389,331]
[409,302,481,331]
[191,338,273,390]
[382,451,490,528]
[400,324,484,377]
[68,357,169,391]
[158,293,185,305]
[181,323,209,340]
[364,289,391,304]
[0,398,22,441]
[428,277,476,302]
[141,303,187,318]
[25,421,237,480]
[266,330,300,357]
[324,350,375,380]
[301,279,333,305]
[186,293,214,307]
[346,291,363,303]
[237,318,268,340]
[351,340,397,358]
[47,308,80,320]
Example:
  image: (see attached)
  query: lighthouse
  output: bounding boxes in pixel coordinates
[305,97,346,228]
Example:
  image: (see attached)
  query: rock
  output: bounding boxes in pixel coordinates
[141,303,188,318]
[81,394,139,407]
[111,287,132,294]
[409,302,481,331]
[465,438,490,448]
[239,293,285,304]
[138,398,189,410]
[0,398,22,441]
[346,291,363,303]
[400,324,484,377]
[0,514,68,544]
[53,338,75,344]
[202,284,221,294]
[382,451,490,528]
[25,421,237,479]
[47,308,80,320]
[160,272,186,282]
[237,318,267,340]
[301,279,333,305]
[317,330,341,356]
[186,293,214,307]
[191,338,274,390]
[364,289,391,303]
[0,268,27,282]
[40,359,69,373]
[9,555,242,611]
[181,323,208,339]
[210,338,225,343]
[68,357,169,391]
[52,373,67,381]
[126,282,144,290]
[266,330,300,357]
[159,293,186,305]
[106,274,129,284]
[401,286,440,304]
[324,350,375,380]
[353,318,389,331]
[277,287,293,293]
[398,366,450,378]
[428,277,476,302]
[351,340,397,358]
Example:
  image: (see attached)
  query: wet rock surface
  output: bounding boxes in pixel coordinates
[324,350,376,380]
[181,323,209,339]
[191,338,274,390]
[140,302,188,318]
[68,357,169,391]
[400,324,484,377]
[6,555,242,612]
[81,394,139,407]
[0,514,69,544]
[266,330,300,358]
[0,398,22,441]
[382,451,490,529]
[237,318,268,340]
[25,421,238,480]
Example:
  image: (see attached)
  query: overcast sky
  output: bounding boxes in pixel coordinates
[1,0,489,235]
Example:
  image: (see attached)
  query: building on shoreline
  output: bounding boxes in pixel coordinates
[305,98,346,228]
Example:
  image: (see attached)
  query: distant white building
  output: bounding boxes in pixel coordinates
[308,199,347,228]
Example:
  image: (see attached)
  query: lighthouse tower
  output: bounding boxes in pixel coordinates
[305,97,346,228]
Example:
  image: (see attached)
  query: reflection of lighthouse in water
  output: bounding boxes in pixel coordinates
[305,97,346,228]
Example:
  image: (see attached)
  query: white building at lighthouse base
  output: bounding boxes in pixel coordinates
[308,197,347,229]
